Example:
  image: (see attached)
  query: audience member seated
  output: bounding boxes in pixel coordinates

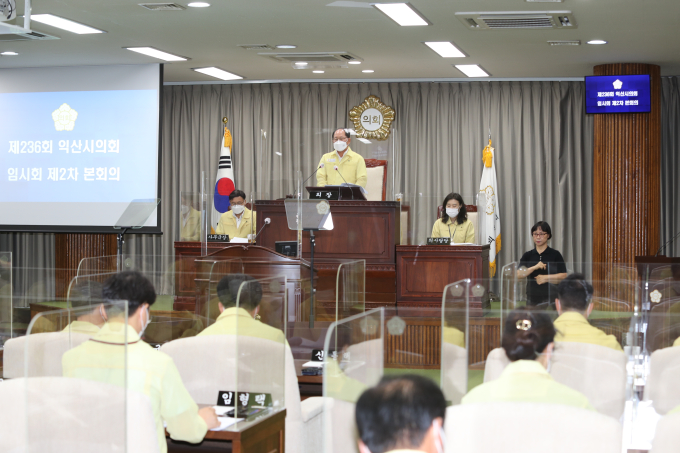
[462,309,594,410]
[197,273,285,343]
[63,280,106,335]
[62,271,218,453]
[554,273,623,351]
[355,374,446,453]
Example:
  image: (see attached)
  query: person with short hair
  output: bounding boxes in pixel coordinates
[517,221,568,307]
[62,271,218,452]
[554,273,622,351]
[431,192,475,243]
[215,189,256,240]
[316,128,367,188]
[462,309,594,410]
[63,280,107,335]
[355,374,446,453]
[197,273,285,343]
[179,193,201,241]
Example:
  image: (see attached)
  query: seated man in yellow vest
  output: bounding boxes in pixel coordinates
[179,194,201,241]
[215,189,256,240]
[197,273,285,343]
[62,271,219,453]
[316,128,367,188]
[63,280,107,335]
[554,273,623,351]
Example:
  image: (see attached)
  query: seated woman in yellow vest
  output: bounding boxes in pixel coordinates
[462,309,594,410]
[554,273,623,351]
[215,189,256,240]
[431,192,475,243]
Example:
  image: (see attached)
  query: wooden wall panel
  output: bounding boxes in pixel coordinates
[593,64,661,310]
[54,234,117,299]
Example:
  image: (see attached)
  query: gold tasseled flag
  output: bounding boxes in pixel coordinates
[482,139,493,168]
[224,127,232,148]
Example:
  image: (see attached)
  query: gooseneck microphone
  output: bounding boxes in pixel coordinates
[334,166,354,200]
[302,163,324,188]
[253,217,271,243]
[656,230,680,256]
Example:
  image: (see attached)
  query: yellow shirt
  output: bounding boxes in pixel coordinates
[461,360,594,410]
[62,322,207,453]
[62,320,101,336]
[673,336,680,347]
[443,326,465,348]
[316,148,367,188]
[431,218,475,243]
[215,207,256,239]
[197,306,286,344]
[554,312,623,351]
[180,207,201,241]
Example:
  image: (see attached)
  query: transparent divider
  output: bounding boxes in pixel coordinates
[0,251,12,345]
[323,308,384,453]
[179,190,202,242]
[441,279,470,405]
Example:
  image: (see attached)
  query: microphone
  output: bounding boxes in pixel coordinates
[302,163,325,188]
[334,166,353,200]
[655,230,680,256]
[252,218,271,243]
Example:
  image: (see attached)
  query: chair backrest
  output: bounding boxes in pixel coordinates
[323,397,358,453]
[0,377,159,453]
[3,331,93,378]
[441,342,468,405]
[436,204,479,242]
[646,346,680,414]
[445,402,622,453]
[364,159,387,201]
[650,411,680,453]
[483,343,627,419]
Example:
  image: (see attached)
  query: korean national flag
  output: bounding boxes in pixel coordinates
[212,128,235,230]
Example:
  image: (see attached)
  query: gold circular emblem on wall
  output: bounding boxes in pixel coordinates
[349,95,395,141]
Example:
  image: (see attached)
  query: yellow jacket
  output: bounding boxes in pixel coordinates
[554,312,623,351]
[215,207,256,239]
[431,218,475,243]
[461,360,594,410]
[316,148,367,188]
[443,326,465,348]
[197,307,286,344]
[62,322,208,453]
[180,207,201,241]
[62,320,101,336]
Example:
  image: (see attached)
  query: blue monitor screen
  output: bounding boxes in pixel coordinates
[585,74,651,114]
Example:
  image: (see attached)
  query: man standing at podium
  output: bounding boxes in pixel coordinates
[316,128,367,188]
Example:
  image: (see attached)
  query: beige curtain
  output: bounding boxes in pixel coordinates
[661,77,680,257]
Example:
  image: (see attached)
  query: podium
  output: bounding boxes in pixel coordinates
[635,255,680,280]
[306,185,367,201]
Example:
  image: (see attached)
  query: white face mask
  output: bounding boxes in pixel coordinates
[139,306,151,336]
[333,140,348,152]
[231,204,245,215]
[180,205,189,215]
[446,207,459,218]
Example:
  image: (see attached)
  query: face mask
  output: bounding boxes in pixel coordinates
[180,205,189,215]
[446,207,459,218]
[139,306,151,337]
[232,204,245,215]
[333,140,348,152]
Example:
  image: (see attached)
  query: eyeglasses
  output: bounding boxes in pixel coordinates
[532,233,547,238]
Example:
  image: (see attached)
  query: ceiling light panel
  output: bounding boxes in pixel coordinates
[455,64,489,77]
[587,40,607,45]
[424,42,466,58]
[192,67,242,80]
[373,3,430,26]
[31,14,105,34]
[126,47,187,61]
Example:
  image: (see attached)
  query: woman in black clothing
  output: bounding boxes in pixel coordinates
[517,221,568,307]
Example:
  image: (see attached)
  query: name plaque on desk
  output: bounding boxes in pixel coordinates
[207,234,230,242]
[309,190,339,200]
[427,237,451,245]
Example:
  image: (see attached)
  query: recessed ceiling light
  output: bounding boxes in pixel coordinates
[276,44,297,49]
[587,39,607,45]
[313,70,325,73]
[455,64,489,77]
[31,14,105,34]
[126,47,187,61]
[373,3,429,26]
[295,61,308,66]
[348,60,362,65]
[1,51,18,56]
[424,42,465,58]
[192,67,243,80]
[362,69,374,73]
[187,2,210,6]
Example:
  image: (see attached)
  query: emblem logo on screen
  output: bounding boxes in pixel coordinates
[51,103,78,131]
[613,79,623,90]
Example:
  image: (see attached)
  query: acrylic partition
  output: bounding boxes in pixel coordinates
[323,308,384,453]
[0,251,12,346]
[178,190,203,242]
[440,279,470,405]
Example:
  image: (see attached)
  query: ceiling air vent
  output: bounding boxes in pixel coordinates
[548,40,580,46]
[138,3,186,11]
[238,44,273,51]
[0,28,59,41]
[456,11,576,30]
[259,51,362,69]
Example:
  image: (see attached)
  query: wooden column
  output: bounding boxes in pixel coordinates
[593,63,661,308]
[54,234,117,299]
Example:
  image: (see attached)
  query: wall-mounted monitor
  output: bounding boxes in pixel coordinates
[0,64,163,233]
[585,74,651,114]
